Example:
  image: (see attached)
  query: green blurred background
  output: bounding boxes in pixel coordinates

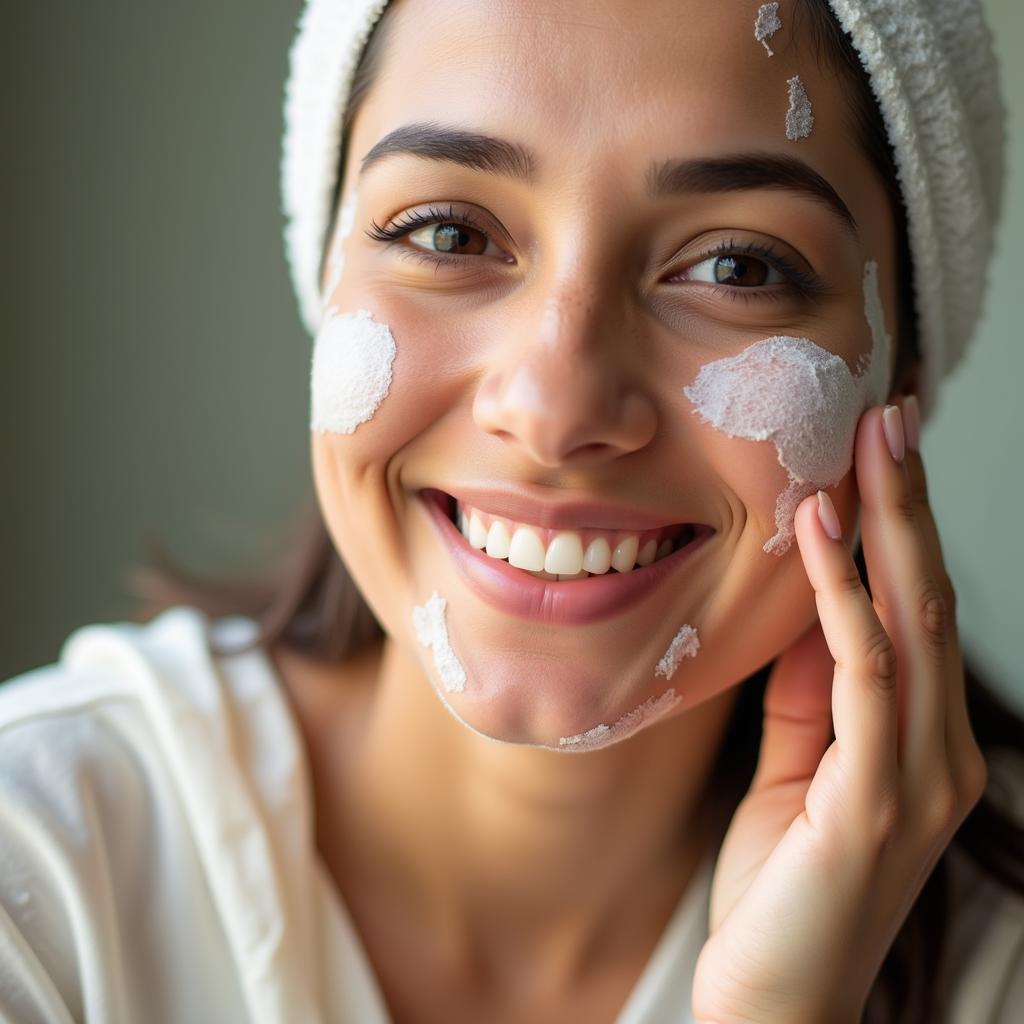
[3,1,1021,709]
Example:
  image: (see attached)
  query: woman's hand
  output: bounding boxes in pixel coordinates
[691,397,989,1024]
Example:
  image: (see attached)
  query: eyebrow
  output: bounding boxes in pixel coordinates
[359,122,857,236]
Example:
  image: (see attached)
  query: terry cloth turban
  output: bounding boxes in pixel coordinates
[280,0,1006,417]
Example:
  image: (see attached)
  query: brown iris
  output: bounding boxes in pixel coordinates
[427,223,488,255]
[713,255,769,287]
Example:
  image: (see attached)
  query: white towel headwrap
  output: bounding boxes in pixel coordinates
[281,0,1005,416]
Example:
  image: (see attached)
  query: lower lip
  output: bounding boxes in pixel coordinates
[419,489,713,627]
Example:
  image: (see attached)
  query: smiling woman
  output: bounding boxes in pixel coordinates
[2,1,1022,1023]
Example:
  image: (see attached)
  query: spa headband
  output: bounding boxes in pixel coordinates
[280,0,1005,416]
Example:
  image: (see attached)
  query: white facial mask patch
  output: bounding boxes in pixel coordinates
[683,260,892,555]
[321,190,358,313]
[785,75,814,140]
[310,307,396,434]
[558,688,681,753]
[412,590,468,693]
[755,3,782,56]
[654,624,700,680]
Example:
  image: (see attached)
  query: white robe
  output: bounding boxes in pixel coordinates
[0,606,1020,1022]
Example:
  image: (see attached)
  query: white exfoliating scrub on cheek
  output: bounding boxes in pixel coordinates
[411,590,468,693]
[310,307,396,434]
[654,624,701,680]
[321,190,358,314]
[785,75,814,140]
[755,2,782,56]
[683,260,892,555]
[558,688,682,753]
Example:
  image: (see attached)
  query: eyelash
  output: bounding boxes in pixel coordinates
[365,205,822,298]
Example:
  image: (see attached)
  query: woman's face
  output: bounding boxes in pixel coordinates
[311,0,900,749]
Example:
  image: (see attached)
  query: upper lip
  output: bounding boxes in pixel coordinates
[426,485,700,532]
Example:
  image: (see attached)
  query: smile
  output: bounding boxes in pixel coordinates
[419,488,714,626]
[454,500,692,580]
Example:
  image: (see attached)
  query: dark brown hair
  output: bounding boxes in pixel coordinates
[131,2,1023,1020]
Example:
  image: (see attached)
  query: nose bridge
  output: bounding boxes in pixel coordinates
[472,261,657,468]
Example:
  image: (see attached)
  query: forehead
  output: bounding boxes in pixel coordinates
[356,0,871,203]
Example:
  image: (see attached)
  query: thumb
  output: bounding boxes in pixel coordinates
[751,619,836,792]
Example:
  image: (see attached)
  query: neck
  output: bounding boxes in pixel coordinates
[294,634,742,989]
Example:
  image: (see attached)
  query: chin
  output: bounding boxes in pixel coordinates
[416,635,687,752]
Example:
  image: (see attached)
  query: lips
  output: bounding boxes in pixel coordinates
[418,488,713,627]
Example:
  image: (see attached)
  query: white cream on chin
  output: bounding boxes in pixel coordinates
[655,623,700,680]
[412,590,468,693]
[409,608,684,754]
[558,688,682,752]
[310,307,396,434]
[683,260,892,555]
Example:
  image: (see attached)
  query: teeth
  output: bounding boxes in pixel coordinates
[582,537,612,574]
[452,498,691,578]
[468,512,488,549]
[485,520,511,559]
[508,527,546,571]
[544,532,584,575]
[610,535,640,573]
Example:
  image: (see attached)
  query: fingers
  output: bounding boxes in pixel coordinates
[793,492,899,802]
[753,621,835,792]
[854,403,958,774]
[897,396,977,797]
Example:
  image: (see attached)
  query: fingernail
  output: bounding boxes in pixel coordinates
[882,405,905,463]
[816,490,843,540]
[902,394,921,452]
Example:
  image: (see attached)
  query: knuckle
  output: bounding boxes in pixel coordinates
[939,574,959,620]
[835,563,865,597]
[871,789,902,848]
[923,781,958,836]
[862,630,899,691]
[892,490,917,526]
[915,581,950,652]
[877,794,901,840]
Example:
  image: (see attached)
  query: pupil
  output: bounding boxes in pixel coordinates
[713,256,767,286]
[435,224,472,253]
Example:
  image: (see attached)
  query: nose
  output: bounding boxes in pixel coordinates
[472,290,657,468]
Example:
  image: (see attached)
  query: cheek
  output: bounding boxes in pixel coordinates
[309,305,473,626]
[682,259,893,555]
[310,303,465,469]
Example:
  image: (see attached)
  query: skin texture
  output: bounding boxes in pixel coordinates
[270,1,985,1020]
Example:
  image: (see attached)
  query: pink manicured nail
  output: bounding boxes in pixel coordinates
[882,405,905,463]
[816,490,843,540]
[902,394,921,451]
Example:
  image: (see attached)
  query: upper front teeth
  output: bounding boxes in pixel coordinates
[509,526,547,571]
[484,519,511,559]
[456,501,683,576]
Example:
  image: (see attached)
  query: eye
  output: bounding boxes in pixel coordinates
[684,254,785,288]
[665,238,821,298]
[407,221,493,257]
[365,203,509,265]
